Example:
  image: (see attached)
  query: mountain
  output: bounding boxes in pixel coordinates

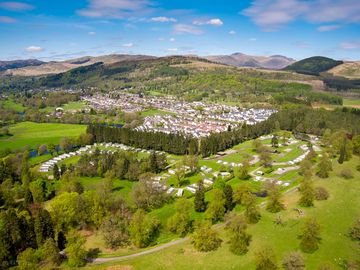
[283,56,343,76]
[2,54,155,76]
[0,59,44,72]
[204,53,295,69]
[327,61,360,79]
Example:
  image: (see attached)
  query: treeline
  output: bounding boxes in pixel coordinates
[87,124,199,155]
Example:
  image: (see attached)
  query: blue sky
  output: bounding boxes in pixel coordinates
[0,0,359,61]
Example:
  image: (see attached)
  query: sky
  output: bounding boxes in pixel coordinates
[0,0,359,61]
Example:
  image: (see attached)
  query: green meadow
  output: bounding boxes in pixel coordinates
[0,121,86,151]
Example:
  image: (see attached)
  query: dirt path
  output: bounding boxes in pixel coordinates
[90,237,189,264]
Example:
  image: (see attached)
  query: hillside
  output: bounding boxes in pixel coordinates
[0,59,44,71]
[2,54,155,76]
[327,61,360,79]
[284,56,343,75]
[205,53,295,69]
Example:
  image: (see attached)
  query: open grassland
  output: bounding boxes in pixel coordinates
[85,157,360,270]
[0,99,25,112]
[0,121,86,151]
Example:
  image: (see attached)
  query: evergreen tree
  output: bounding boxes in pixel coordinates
[53,164,60,180]
[338,138,346,164]
[224,184,234,212]
[205,189,226,223]
[43,238,61,266]
[194,180,207,212]
[34,208,55,246]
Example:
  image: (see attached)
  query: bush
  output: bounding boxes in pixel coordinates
[356,164,360,172]
[191,222,222,252]
[315,187,329,201]
[340,168,353,179]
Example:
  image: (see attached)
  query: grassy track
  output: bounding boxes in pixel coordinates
[0,121,86,151]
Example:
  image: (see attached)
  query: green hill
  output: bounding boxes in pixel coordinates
[284,56,343,76]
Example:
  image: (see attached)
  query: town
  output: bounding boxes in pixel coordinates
[82,92,276,137]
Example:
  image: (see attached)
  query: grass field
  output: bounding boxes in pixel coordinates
[343,98,360,108]
[85,157,360,270]
[140,109,175,117]
[0,99,25,112]
[0,122,86,151]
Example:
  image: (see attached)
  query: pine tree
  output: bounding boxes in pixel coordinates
[266,182,284,213]
[194,181,207,212]
[53,164,60,180]
[317,153,332,178]
[299,178,315,207]
[224,184,234,212]
[34,208,54,246]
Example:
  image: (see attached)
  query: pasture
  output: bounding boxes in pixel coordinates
[0,121,86,151]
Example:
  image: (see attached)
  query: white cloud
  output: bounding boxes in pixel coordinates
[340,40,360,50]
[229,30,236,35]
[173,24,203,35]
[167,48,178,52]
[169,37,175,42]
[88,31,96,35]
[150,16,177,23]
[0,16,16,23]
[0,1,34,11]
[243,0,360,31]
[122,42,134,47]
[77,0,155,19]
[317,25,340,32]
[193,18,223,26]
[249,37,257,41]
[25,46,44,53]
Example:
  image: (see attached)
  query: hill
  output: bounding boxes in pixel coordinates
[284,56,343,75]
[0,59,44,71]
[205,53,295,69]
[327,61,360,79]
[2,54,155,76]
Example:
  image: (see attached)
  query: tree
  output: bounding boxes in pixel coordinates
[282,251,305,270]
[235,159,250,180]
[53,164,60,180]
[271,135,279,148]
[266,182,284,213]
[60,137,73,153]
[300,217,321,253]
[254,246,278,270]
[234,184,251,205]
[65,232,87,267]
[100,214,130,249]
[174,163,186,187]
[299,178,315,207]
[243,193,261,224]
[37,144,47,156]
[316,153,332,178]
[47,143,56,156]
[224,184,234,211]
[315,187,329,201]
[16,248,40,270]
[43,238,61,266]
[191,222,222,252]
[225,213,251,255]
[34,208,54,246]
[194,180,207,212]
[206,189,226,223]
[132,173,168,210]
[167,198,193,236]
[260,148,272,168]
[129,209,160,248]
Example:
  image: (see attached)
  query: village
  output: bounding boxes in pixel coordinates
[82,92,276,137]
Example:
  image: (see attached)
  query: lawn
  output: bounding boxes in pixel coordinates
[140,109,175,117]
[85,157,360,270]
[343,98,360,108]
[0,121,87,151]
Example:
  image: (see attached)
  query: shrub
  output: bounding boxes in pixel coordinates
[340,168,353,179]
[315,187,329,201]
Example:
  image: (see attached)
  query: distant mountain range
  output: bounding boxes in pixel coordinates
[1,53,359,79]
[0,59,44,72]
[204,53,295,69]
[2,54,154,76]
